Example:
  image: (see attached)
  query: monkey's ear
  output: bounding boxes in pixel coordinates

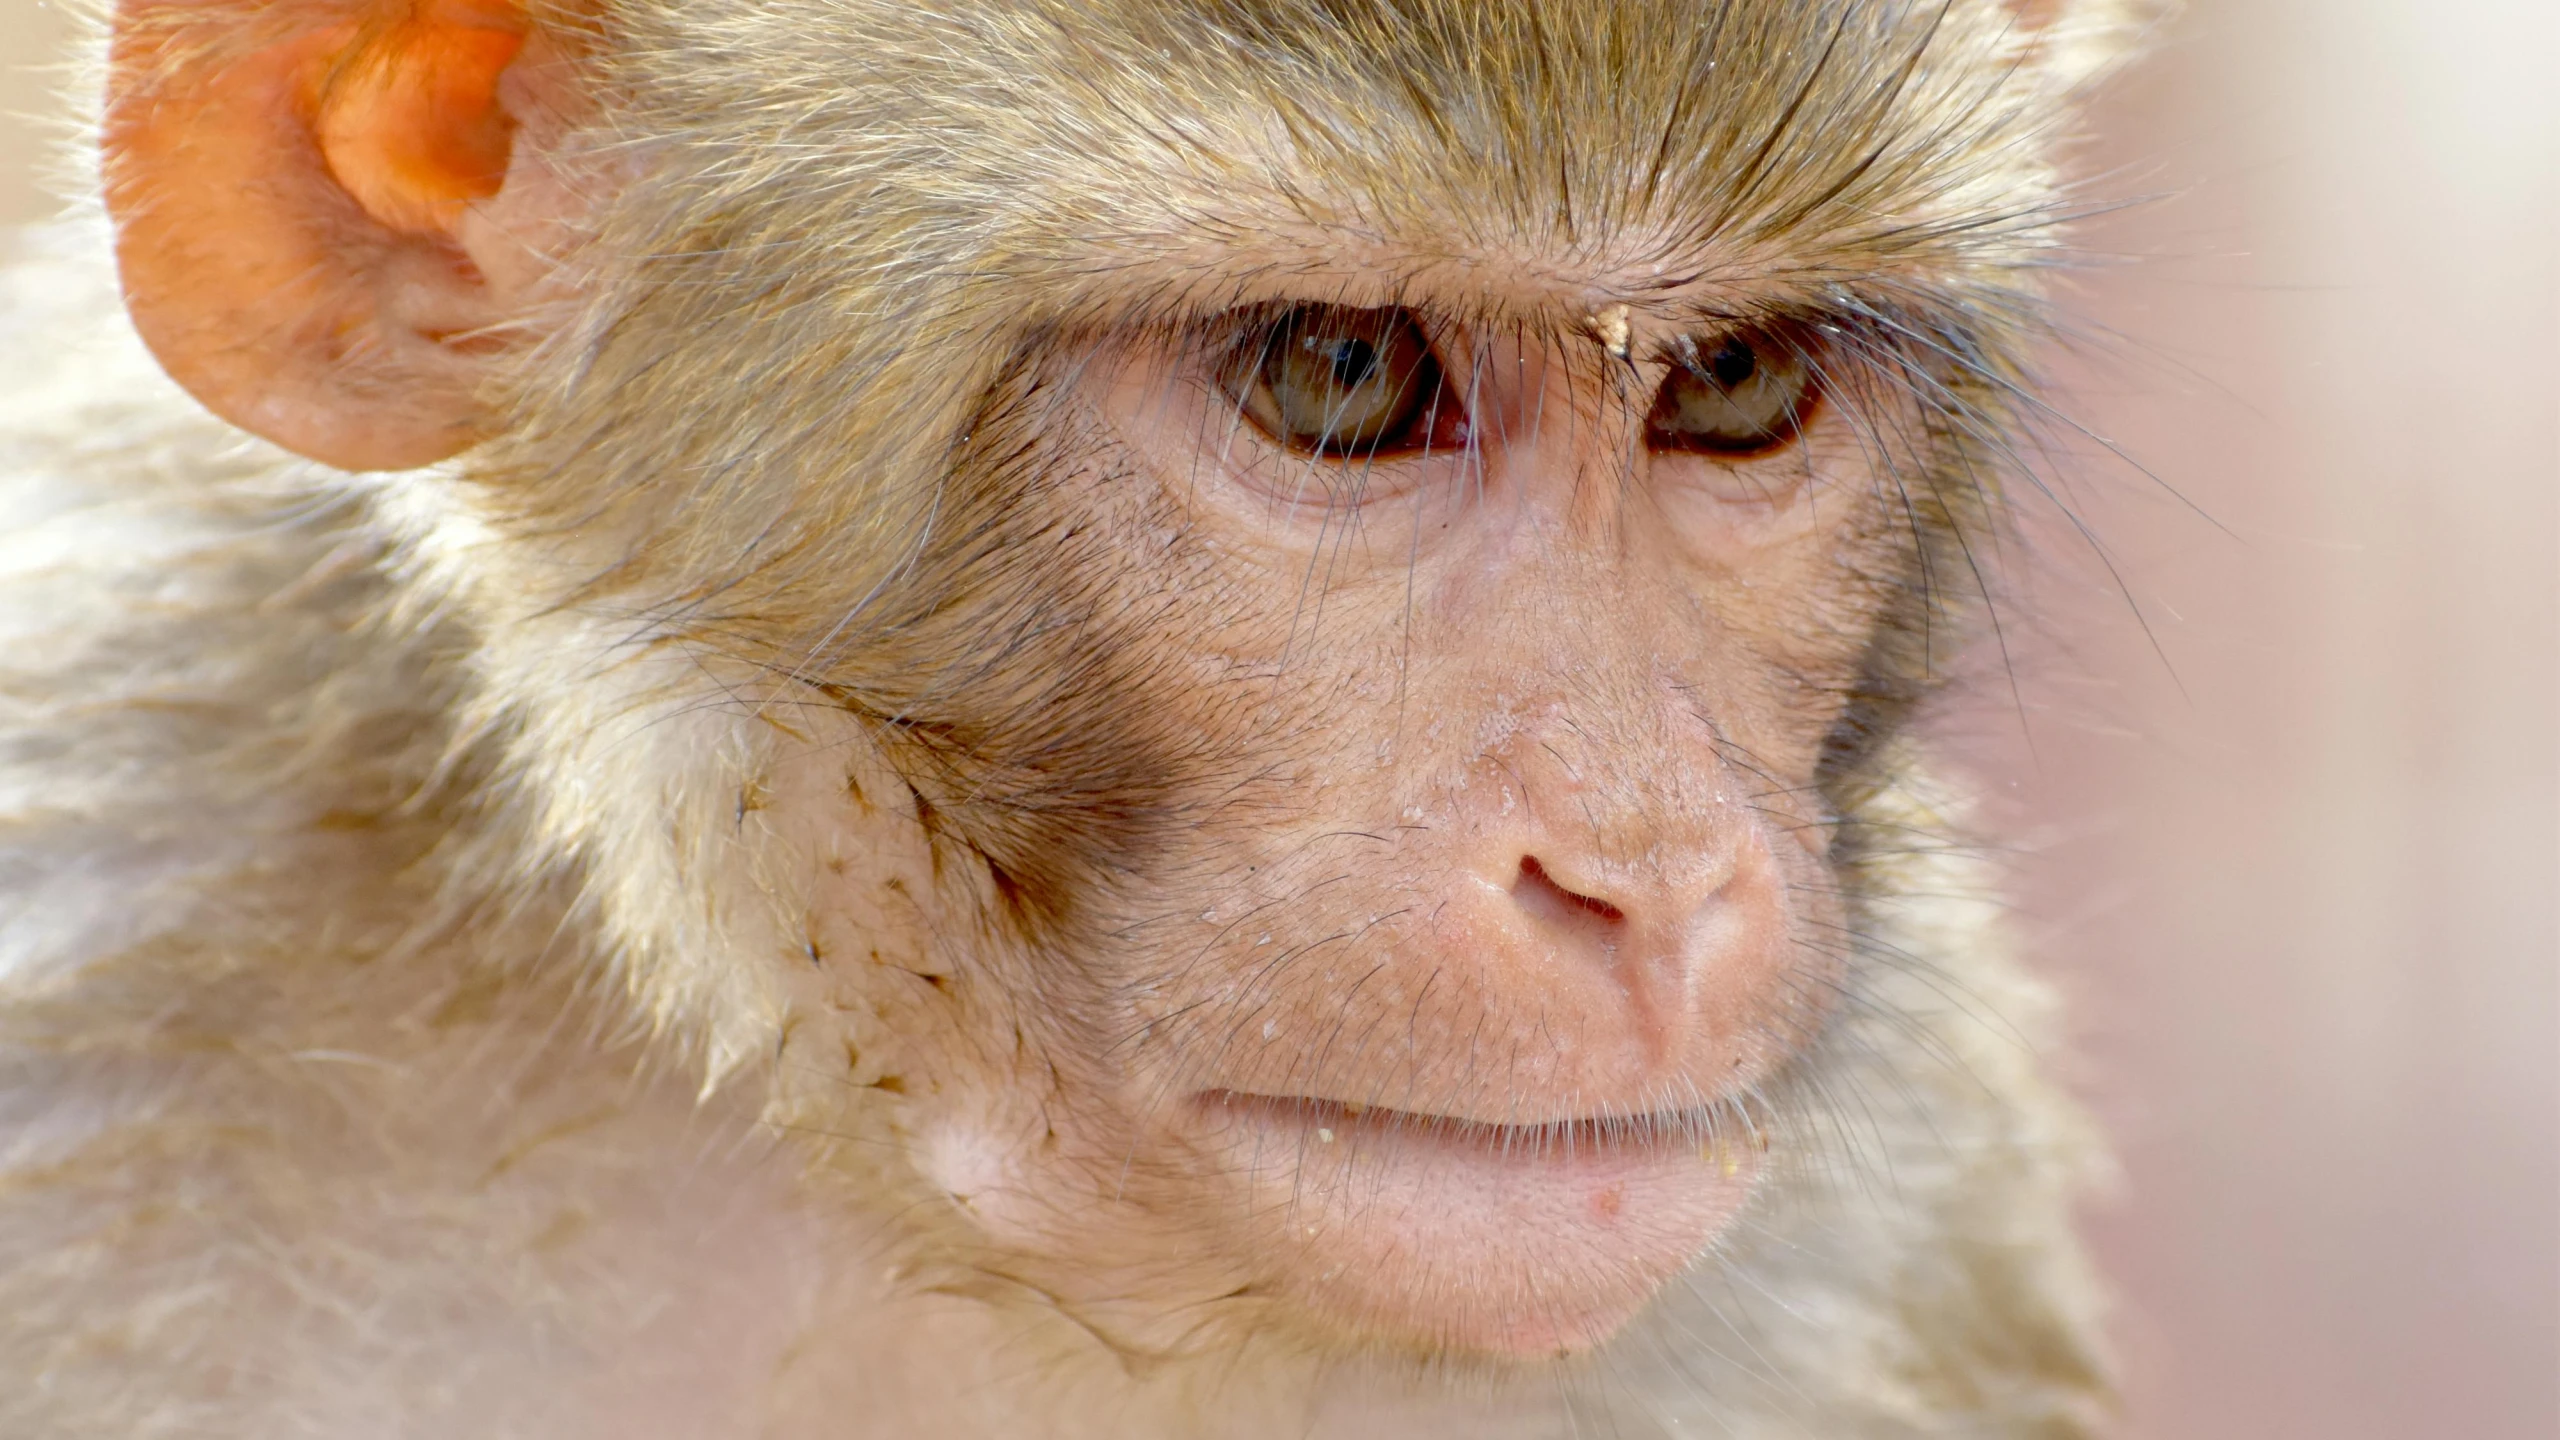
[103,1,587,472]
[2004,0,2172,91]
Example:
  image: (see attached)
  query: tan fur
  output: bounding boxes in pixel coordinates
[3,2,2155,1434]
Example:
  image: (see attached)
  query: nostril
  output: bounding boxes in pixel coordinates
[1514,855,1626,926]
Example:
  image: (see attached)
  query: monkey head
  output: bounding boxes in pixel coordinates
[99,0,2151,1379]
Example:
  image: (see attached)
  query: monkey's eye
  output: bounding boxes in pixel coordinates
[1647,326,1820,459]
[1224,305,1453,458]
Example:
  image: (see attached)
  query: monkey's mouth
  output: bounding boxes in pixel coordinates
[1183,1088,1763,1358]
[1192,1089,1747,1159]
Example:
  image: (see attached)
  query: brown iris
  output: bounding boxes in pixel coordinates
[1646,325,1820,458]
[1223,304,1454,458]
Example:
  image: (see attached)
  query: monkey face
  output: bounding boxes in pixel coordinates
[748,291,1943,1362]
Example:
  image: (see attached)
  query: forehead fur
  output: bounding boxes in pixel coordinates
[603,0,2109,316]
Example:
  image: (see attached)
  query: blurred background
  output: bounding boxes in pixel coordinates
[1983,4,2555,1436]
[3,0,2552,1435]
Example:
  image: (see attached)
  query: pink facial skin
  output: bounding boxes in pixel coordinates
[787,308,1895,1359]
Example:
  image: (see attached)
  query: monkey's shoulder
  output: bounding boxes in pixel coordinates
[1,222,454,983]
[0,228,736,1435]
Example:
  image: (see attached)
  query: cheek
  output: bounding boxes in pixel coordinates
[753,744,996,1105]
[1646,434,1905,621]
[1642,447,1832,564]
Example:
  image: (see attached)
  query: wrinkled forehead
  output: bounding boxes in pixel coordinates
[630,0,2068,329]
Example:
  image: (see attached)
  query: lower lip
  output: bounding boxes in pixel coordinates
[1189,1092,1761,1358]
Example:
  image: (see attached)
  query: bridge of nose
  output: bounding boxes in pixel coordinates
[1457,338,1653,539]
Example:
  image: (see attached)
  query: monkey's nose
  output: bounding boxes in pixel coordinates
[1510,854,1629,930]
[1501,843,1750,1005]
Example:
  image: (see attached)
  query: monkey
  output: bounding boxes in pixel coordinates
[0,1,2157,1435]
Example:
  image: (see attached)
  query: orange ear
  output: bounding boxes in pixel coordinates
[318,2,530,236]
[104,1,550,472]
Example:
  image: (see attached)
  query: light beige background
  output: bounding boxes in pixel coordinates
[1999,2,2557,1435]
[0,1,72,225]
[2,3,2553,1437]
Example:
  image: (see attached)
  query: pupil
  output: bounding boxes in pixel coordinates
[1328,337,1379,389]
[1707,337,1757,389]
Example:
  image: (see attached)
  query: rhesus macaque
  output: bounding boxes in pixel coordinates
[0,1,2154,1434]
